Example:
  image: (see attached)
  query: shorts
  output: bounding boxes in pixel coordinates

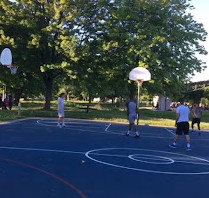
[129,114,137,125]
[192,118,201,124]
[58,110,64,118]
[176,122,189,135]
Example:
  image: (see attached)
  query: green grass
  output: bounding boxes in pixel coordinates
[0,100,209,130]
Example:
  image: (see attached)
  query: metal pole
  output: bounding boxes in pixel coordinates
[18,102,21,115]
[137,81,140,109]
[137,81,142,125]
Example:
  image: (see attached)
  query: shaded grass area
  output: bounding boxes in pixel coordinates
[0,100,209,130]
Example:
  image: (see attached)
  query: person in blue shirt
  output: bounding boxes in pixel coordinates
[126,95,140,138]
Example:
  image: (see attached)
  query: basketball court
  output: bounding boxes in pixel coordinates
[0,118,209,198]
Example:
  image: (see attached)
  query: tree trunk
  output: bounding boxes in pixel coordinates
[14,89,23,106]
[44,74,53,110]
[88,92,92,104]
[129,81,136,99]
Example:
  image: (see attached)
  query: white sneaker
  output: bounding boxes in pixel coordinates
[57,123,62,128]
[186,146,192,151]
[62,123,66,127]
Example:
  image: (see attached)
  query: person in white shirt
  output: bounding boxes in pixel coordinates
[169,99,191,150]
[57,93,66,128]
[126,95,140,138]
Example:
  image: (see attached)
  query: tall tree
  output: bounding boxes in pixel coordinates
[1,0,207,105]
[0,0,79,109]
[102,0,208,97]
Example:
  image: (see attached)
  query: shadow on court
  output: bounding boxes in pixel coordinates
[0,118,209,198]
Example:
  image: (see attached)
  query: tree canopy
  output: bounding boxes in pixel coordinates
[0,0,207,108]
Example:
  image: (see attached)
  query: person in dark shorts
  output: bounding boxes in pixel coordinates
[169,99,191,151]
[126,95,140,138]
[191,103,202,135]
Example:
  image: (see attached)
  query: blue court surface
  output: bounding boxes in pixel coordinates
[0,118,209,198]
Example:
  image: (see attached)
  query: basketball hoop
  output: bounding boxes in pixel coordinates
[129,67,151,125]
[7,64,18,74]
[0,48,18,74]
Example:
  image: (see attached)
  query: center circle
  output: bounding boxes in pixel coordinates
[128,154,174,165]
[85,148,209,175]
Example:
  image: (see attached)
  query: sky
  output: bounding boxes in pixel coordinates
[190,0,209,82]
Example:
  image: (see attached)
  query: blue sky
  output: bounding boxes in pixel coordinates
[190,0,209,82]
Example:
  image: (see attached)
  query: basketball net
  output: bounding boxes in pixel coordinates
[136,79,143,86]
[7,64,18,74]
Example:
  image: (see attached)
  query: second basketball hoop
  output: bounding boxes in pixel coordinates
[0,48,18,74]
[7,64,18,74]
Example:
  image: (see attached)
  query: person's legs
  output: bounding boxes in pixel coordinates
[126,123,132,136]
[132,115,139,137]
[127,114,133,135]
[197,122,200,130]
[184,122,191,150]
[133,124,139,137]
[185,135,190,144]
[191,119,194,131]
[174,134,180,143]
[58,109,65,127]
[57,111,64,127]
[57,117,62,127]
[185,134,191,150]
[197,119,201,135]
[126,114,139,137]
[170,123,182,148]
[61,117,66,127]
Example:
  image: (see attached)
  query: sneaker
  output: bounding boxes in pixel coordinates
[62,123,66,127]
[186,146,192,151]
[169,143,177,148]
[134,134,140,138]
[57,123,62,128]
[126,133,130,136]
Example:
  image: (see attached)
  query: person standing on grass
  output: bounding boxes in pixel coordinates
[169,99,191,151]
[126,95,140,138]
[3,96,9,110]
[8,95,13,110]
[191,103,202,135]
[57,93,66,128]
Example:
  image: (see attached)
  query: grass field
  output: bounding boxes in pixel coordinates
[0,100,209,130]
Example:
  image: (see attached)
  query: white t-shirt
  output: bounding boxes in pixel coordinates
[176,105,190,122]
[58,97,65,112]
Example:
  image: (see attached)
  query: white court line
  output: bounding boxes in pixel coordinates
[37,119,105,126]
[164,127,175,136]
[105,123,111,132]
[1,146,209,174]
[85,148,209,175]
[0,146,85,155]
[36,119,209,140]
[1,146,209,166]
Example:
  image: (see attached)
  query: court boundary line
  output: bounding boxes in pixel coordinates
[1,146,209,175]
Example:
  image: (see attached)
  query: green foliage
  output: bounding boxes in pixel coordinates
[204,87,209,99]
[0,0,208,108]
[186,89,204,104]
